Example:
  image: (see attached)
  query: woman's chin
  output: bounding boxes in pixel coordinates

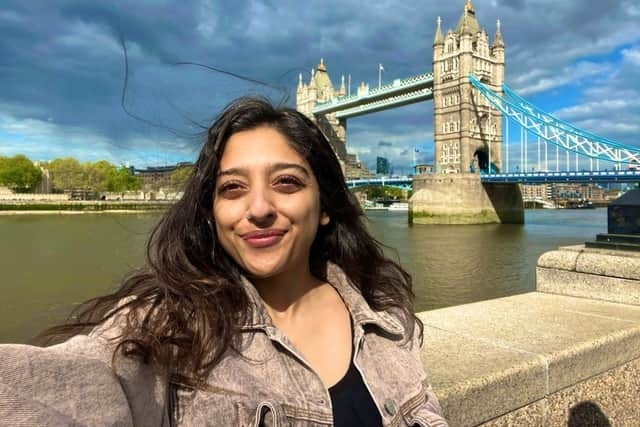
[240,260,286,280]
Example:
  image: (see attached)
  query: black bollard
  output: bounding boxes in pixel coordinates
[586,189,640,251]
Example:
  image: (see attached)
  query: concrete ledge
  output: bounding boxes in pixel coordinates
[419,292,640,426]
[537,245,640,305]
[538,244,640,281]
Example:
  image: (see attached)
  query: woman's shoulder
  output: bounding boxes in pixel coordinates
[0,324,168,426]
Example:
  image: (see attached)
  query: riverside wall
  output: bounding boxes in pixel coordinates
[409,173,524,225]
[420,246,640,426]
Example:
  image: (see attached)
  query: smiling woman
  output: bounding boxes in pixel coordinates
[0,97,448,427]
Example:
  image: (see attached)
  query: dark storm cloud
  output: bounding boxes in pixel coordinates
[0,0,638,167]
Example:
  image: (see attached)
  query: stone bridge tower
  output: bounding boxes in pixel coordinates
[432,0,505,174]
[411,1,522,224]
[296,59,348,161]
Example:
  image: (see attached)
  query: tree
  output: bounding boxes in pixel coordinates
[362,185,406,200]
[84,160,117,192]
[0,155,42,193]
[169,165,193,192]
[48,157,84,191]
[108,166,141,192]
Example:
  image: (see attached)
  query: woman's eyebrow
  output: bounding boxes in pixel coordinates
[269,162,310,177]
[217,163,310,178]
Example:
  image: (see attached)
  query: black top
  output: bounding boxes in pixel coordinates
[328,357,382,427]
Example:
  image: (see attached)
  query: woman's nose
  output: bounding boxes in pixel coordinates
[246,188,276,224]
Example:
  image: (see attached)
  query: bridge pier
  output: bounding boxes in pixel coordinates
[409,173,524,224]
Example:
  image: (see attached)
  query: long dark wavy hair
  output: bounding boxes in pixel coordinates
[40,97,421,388]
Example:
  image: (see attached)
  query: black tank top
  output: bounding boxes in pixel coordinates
[328,355,382,426]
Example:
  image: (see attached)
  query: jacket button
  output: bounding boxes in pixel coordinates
[384,399,397,416]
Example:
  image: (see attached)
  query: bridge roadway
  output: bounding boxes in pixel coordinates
[312,72,433,119]
[346,170,640,189]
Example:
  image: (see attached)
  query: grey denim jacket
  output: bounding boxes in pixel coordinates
[0,264,448,427]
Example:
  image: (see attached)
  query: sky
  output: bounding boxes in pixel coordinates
[1,0,639,174]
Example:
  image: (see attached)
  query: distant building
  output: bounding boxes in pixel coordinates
[551,183,605,201]
[134,161,194,191]
[519,183,551,200]
[414,164,434,175]
[376,157,390,175]
[32,161,52,194]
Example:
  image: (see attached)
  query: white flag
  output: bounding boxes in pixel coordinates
[379,63,384,71]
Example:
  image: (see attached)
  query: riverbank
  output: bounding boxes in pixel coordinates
[0,201,173,214]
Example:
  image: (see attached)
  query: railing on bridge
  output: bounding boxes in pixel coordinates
[469,74,640,174]
[481,170,640,184]
[312,72,434,117]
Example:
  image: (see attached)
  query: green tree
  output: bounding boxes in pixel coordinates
[362,185,405,200]
[169,165,193,192]
[48,157,84,191]
[0,155,42,193]
[84,160,117,192]
[108,166,140,192]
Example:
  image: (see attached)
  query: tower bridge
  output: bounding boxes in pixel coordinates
[296,0,640,224]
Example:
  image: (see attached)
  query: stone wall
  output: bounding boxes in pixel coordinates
[0,193,68,201]
[420,245,640,426]
[409,173,523,224]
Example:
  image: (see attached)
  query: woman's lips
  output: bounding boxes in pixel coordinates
[241,229,286,248]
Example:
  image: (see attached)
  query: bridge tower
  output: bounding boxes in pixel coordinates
[432,0,504,174]
[296,59,348,162]
[411,0,522,224]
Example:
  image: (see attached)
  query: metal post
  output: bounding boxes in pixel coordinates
[524,130,528,172]
[537,136,541,172]
[505,117,509,173]
[575,151,579,171]
[520,128,524,172]
[544,140,548,171]
[489,136,492,175]
[556,144,559,172]
[566,150,570,171]
[488,113,492,174]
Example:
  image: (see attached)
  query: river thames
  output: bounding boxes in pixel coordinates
[0,208,606,343]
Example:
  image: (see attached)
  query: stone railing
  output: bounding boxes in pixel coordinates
[420,245,640,426]
[0,193,69,201]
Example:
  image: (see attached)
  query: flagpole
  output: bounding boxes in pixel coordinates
[348,74,351,96]
[378,63,383,88]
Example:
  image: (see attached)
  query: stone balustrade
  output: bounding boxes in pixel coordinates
[421,245,640,426]
[0,193,69,201]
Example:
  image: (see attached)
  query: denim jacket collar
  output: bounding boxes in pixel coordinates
[238,262,404,337]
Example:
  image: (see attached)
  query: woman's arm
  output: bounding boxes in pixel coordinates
[0,334,168,426]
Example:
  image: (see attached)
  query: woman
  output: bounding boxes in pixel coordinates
[0,98,447,426]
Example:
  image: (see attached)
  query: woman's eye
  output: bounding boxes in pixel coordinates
[274,176,305,193]
[217,182,245,198]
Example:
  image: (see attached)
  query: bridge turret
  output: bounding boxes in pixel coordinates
[492,20,505,88]
[433,1,505,175]
[492,19,505,55]
[297,73,304,93]
[338,75,346,97]
[433,16,444,48]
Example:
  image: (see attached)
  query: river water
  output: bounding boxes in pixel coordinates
[0,208,606,343]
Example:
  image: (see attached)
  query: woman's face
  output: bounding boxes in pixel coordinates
[212,126,329,279]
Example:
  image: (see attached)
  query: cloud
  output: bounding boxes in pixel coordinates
[622,47,640,66]
[0,0,638,170]
[513,61,613,96]
[377,141,393,147]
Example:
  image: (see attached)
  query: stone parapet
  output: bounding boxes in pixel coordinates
[537,245,640,305]
[0,193,69,201]
[409,173,523,224]
[420,292,640,426]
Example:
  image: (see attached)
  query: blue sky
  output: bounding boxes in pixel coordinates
[1,0,639,174]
